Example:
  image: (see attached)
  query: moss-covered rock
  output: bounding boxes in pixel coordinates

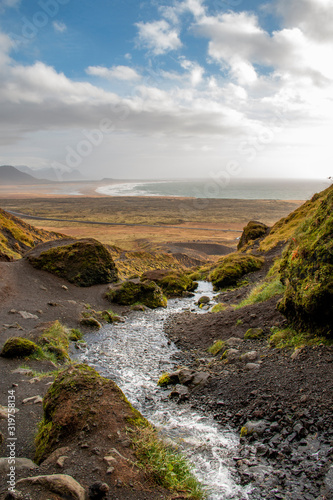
[209,253,264,290]
[80,317,102,329]
[0,337,39,358]
[26,238,118,287]
[29,321,70,362]
[244,328,265,339]
[237,221,269,250]
[106,279,167,308]
[278,186,333,337]
[34,364,148,464]
[141,269,198,297]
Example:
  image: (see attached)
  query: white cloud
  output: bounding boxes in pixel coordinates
[86,65,141,82]
[53,21,67,33]
[273,0,333,42]
[136,20,182,54]
[1,0,20,7]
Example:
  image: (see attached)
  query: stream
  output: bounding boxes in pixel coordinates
[74,282,251,499]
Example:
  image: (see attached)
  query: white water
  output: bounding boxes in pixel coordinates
[75,282,250,499]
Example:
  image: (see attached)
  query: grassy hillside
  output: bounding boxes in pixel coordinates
[0,208,63,260]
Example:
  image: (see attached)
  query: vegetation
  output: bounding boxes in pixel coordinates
[209,253,264,290]
[210,303,228,313]
[132,427,205,499]
[27,239,118,287]
[268,327,333,349]
[0,337,39,358]
[69,328,83,341]
[157,373,172,387]
[0,208,62,261]
[207,340,225,355]
[237,220,268,250]
[141,269,198,297]
[277,186,333,337]
[259,186,332,252]
[107,279,167,308]
[34,320,70,361]
[244,328,265,340]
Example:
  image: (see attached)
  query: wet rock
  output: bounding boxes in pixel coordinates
[197,295,210,305]
[170,384,189,401]
[242,420,269,436]
[16,474,86,500]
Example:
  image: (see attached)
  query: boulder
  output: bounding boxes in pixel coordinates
[141,269,198,297]
[209,253,264,290]
[0,337,39,358]
[16,474,86,500]
[241,420,269,436]
[197,296,210,305]
[107,279,167,309]
[237,221,269,250]
[0,458,38,474]
[26,238,118,287]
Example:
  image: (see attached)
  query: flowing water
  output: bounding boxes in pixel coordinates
[75,282,250,499]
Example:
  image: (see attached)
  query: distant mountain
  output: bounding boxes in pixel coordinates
[16,165,86,182]
[0,165,45,185]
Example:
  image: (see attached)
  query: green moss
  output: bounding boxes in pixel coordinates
[27,239,118,287]
[207,340,225,355]
[210,303,227,313]
[240,426,248,437]
[237,221,268,250]
[80,317,102,329]
[157,373,172,387]
[0,337,39,358]
[244,328,264,339]
[36,321,70,361]
[209,253,264,290]
[277,186,333,337]
[107,279,167,309]
[69,328,83,341]
[141,270,198,298]
[269,327,333,349]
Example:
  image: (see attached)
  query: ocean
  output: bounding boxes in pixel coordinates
[96,178,331,200]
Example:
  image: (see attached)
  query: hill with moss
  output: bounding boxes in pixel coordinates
[0,208,63,261]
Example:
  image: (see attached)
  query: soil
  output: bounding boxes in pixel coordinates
[164,251,333,499]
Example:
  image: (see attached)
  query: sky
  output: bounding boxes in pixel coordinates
[0,0,332,180]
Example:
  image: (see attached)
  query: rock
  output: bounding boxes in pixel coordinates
[141,269,198,298]
[88,481,110,499]
[245,363,260,370]
[18,311,39,320]
[16,474,86,500]
[26,238,118,287]
[22,395,43,405]
[62,285,68,291]
[210,253,264,289]
[242,420,269,436]
[178,368,195,385]
[240,351,258,362]
[80,317,102,329]
[0,405,19,419]
[0,458,38,474]
[0,337,39,358]
[225,337,243,347]
[244,328,264,339]
[131,304,146,311]
[11,368,33,376]
[222,348,240,362]
[103,456,117,466]
[237,221,269,250]
[197,295,210,305]
[191,371,210,389]
[56,456,69,468]
[322,465,333,499]
[293,423,306,438]
[170,384,189,401]
[41,447,71,466]
[291,347,303,360]
[107,279,167,309]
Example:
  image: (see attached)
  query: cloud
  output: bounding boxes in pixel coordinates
[86,65,141,82]
[273,0,333,42]
[53,21,67,33]
[0,0,20,7]
[136,20,182,54]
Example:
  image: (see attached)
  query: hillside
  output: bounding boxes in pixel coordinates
[0,165,44,185]
[0,208,63,260]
